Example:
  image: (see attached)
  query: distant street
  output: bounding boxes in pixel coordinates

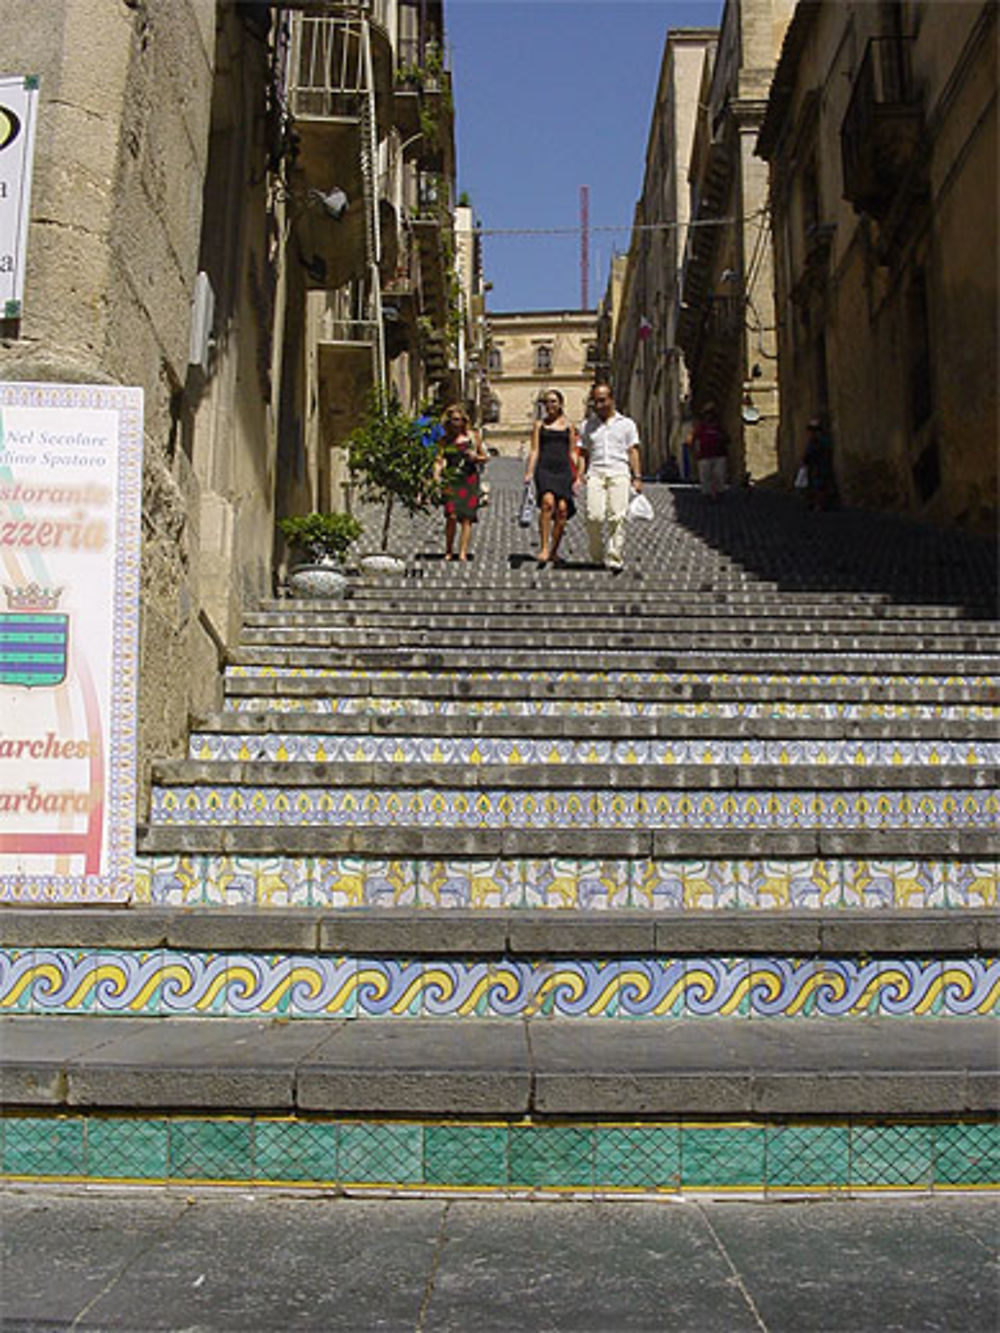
[1,1188,997,1332]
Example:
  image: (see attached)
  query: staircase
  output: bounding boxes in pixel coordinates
[2,463,997,1196]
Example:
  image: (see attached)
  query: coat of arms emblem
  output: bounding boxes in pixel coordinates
[1,584,68,687]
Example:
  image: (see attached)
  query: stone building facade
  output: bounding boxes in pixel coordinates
[0,0,470,800]
[611,29,717,476]
[757,0,997,532]
[480,310,598,457]
[676,0,794,483]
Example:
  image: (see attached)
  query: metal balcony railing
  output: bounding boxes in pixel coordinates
[841,35,922,217]
[288,14,370,119]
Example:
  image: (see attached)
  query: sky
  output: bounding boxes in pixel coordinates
[447,0,725,313]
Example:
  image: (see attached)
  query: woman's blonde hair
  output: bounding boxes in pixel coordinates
[442,402,470,431]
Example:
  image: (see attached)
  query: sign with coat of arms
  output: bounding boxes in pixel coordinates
[0,383,143,902]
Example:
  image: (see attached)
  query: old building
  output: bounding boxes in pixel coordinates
[757,0,997,531]
[610,29,717,476]
[677,0,794,482]
[480,309,597,457]
[0,0,466,794]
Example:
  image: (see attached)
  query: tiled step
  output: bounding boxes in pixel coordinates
[237,625,999,655]
[221,690,998,719]
[129,851,996,910]
[186,726,1000,768]
[257,592,993,619]
[191,709,998,741]
[223,670,999,708]
[227,645,1000,674]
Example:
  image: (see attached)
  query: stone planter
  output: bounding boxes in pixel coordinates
[286,562,350,599]
[359,552,407,579]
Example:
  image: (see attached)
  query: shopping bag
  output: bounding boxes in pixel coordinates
[517,482,537,527]
[626,490,654,521]
[794,465,809,489]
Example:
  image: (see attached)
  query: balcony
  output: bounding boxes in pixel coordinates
[841,36,923,219]
[286,11,393,193]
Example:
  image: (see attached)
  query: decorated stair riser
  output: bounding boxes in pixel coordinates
[2,948,998,1019]
[188,732,1000,766]
[131,855,997,910]
[149,784,998,831]
[223,695,999,720]
[3,1113,996,1194]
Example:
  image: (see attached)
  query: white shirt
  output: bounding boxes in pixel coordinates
[579,410,640,475]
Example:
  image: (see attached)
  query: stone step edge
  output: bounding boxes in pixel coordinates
[224,678,999,704]
[2,907,995,955]
[135,825,999,858]
[1,1016,994,1117]
[227,650,1000,675]
[191,713,998,741]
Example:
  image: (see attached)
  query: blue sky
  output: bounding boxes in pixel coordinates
[447,0,725,313]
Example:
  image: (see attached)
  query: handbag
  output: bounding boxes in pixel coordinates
[517,481,537,527]
[626,490,654,521]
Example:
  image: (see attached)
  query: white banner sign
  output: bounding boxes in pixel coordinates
[0,75,40,319]
[0,383,143,903]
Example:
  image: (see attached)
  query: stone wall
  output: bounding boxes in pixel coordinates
[1,0,283,804]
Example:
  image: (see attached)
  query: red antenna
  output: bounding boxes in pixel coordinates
[580,185,589,310]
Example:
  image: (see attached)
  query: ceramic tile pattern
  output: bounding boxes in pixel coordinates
[4,948,998,1020]
[1,1113,996,1193]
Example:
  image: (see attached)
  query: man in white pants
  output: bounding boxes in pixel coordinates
[578,383,643,573]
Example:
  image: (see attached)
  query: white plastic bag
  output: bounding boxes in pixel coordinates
[627,490,654,521]
[794,465,809,490]
[517,482,536,527]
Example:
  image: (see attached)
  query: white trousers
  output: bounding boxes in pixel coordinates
[586,471,631,568]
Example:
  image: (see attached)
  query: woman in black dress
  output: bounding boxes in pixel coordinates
[523,389,582,566]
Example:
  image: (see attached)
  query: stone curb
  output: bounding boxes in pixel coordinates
[1,1016,995,1117]
[3,907,994,955]
[135,824,999,858]
[223,677,998,705]
[191,712,993,742]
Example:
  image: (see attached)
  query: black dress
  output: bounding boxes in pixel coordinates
[534,425,576,518]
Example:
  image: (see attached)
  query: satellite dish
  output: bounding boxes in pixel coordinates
[741,403,761,424]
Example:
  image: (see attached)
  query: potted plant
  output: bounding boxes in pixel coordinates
[279,511,363,599]
[344,392,441,576]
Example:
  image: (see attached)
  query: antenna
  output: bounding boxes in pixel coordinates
[580,185,589,310]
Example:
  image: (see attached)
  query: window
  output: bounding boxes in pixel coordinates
[487,346,502,374]
[483,394,501,424]
[534,345,553,373]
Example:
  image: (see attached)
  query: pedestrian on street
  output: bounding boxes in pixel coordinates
[692,401,728,501]
[434,403,487,562]
[800,415,838,511]
[578,382,642,574]
[523,389,583,567]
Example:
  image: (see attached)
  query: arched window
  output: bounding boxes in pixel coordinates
[534,345,553,373]
[487,347,502,374]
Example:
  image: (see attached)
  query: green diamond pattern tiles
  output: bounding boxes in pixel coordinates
[254,1119,337,1184]
[1,1115,998,1193]
[86,1118,170,1180]
[338,1122,423,1185]
[424,1125,508,1187]
[169,1119,253,1181]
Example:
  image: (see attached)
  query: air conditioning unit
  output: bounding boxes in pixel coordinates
[189,270,216,376]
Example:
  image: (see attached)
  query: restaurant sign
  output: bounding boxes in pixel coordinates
[0,383,143,902]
